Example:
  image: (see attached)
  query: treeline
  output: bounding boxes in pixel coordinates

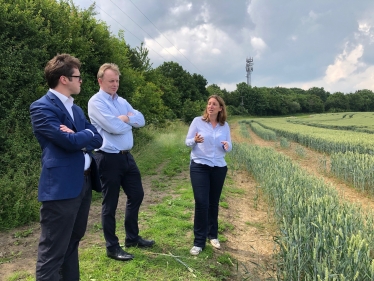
[1,0,373,229]
[216,83,374,116]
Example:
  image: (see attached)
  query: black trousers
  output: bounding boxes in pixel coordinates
[36,175,92,281]
[95,151,144,249]
[190,161,227,248]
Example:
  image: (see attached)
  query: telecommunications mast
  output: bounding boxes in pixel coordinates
[246,57,254,86]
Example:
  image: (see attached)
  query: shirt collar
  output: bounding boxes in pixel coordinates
[49,88,74,105]
[99,88,118,100]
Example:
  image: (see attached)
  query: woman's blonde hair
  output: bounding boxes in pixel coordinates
[202,95,227,125]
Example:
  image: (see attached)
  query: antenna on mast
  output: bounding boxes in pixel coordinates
[246,57,254,86]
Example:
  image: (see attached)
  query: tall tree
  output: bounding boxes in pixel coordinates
[307,87,330,103]
[206,84,223,96]
[127,42,153,72]
[325,92,349,112]
[307,94,324,113]
[191,73,209,101]
[245,86,269,116]
[348,89,374,111]
[156,61,192,100]
[146,69,181,119]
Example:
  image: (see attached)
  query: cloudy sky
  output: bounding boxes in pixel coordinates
[73,0,374,93]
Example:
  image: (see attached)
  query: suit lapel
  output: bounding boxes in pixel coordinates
[72,106,84,131]
[46,91,77,130]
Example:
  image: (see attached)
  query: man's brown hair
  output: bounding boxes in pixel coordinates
[44,54,81,89]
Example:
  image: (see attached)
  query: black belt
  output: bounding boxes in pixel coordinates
[84,168,91,176]
[97,150,130,154]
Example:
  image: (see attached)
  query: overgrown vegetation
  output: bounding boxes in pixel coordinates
[2,0,374,235]
[0,0,209,229]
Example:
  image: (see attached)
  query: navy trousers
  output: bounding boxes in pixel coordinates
[95,151,144,250]
[190,160,227,248]
[36,175,92,281]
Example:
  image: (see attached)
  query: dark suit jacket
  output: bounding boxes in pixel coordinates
[30,91,103,201]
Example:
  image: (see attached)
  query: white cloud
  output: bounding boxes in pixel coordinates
[250,37,267,57]
[279,70,374,94]
[246,0,253,15]
[197,2,210,23]
[251,37,266,50]
[169,2,192,15]
[279,43,374,93]
[280,44,374,94]
[324,44,364,84]
[211,48,221,54]
[215,81,237,91]
[301,10,321,25]
[73,0,374,94]
[358,22,371,34]
[145,23,231,62]
[357,20,374,43]
[351,66,374,90]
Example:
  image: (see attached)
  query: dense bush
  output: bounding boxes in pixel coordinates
[0,0,213,229]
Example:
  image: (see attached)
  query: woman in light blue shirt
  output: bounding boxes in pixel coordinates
[185,95,232,255]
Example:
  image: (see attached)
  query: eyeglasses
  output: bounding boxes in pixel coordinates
[68,75,82,81]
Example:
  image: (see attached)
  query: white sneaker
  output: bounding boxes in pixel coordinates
[210,239,221,249]
[190,246,202,256]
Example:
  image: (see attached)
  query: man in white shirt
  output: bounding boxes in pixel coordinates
[30,53,103,280]
[88,63,154,262]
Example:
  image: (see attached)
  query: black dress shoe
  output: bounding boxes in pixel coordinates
[106,247,134,261]
[125,236,155,248]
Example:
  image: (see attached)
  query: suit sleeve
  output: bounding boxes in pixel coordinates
[83,115,103,152]
[30,101,98,152]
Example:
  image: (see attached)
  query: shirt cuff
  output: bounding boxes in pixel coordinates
[85,129,94,136]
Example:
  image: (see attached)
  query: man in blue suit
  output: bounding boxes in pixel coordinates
[30,54,103,281]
